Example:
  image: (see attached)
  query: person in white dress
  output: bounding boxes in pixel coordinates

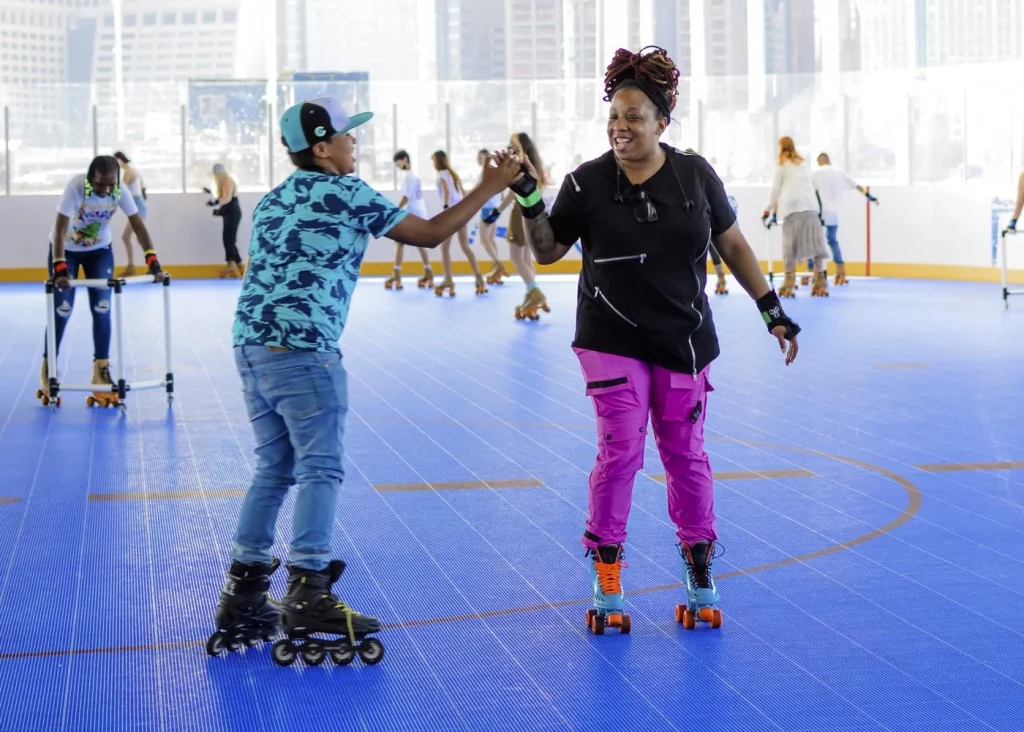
[430,150,487,296]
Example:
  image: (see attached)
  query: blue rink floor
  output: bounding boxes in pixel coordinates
[0,273,1022,732]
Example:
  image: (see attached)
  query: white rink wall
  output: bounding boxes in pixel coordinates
[0,183,1022,278]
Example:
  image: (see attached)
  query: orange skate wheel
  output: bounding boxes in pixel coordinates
[86,396,96,407]
[607,613,622,628]
[589,613,605,635]
[710,609,723,628]
[619,614,631,634]
[698,607,715,623]
[585,609,596,626]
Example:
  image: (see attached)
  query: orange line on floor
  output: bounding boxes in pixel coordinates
[913,461,1024,473]
[0,439,921,662]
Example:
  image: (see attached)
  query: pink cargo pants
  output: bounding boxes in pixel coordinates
[574,347,717,549]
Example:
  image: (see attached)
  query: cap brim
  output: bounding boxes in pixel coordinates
[340,111,373,134]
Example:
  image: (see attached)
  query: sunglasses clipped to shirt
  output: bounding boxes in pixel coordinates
[614,167,658,223]
[613,155,696,223]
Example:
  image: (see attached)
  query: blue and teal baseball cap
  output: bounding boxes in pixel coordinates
[279,97,373,152]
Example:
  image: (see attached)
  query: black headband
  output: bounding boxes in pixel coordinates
[613,78,672,123]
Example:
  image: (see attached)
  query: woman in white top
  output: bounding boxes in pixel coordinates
[113,151,147,277]
[763,136,829,297]
[475,148,506,285]
[431,150,487,296]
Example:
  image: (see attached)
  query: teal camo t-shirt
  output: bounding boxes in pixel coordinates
[232,170,408,351]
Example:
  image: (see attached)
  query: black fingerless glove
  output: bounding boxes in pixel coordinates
[145,249,162,275]
[483,209,500,224]
[756,291,800,340]
[511,169,546,219]
[52,259,69,280]
[212,208,223,217]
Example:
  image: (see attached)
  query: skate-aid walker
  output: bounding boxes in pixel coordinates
[1000,226,1024,309]
[39,272,173,413]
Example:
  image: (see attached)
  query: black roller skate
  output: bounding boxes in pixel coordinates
[206,557,281,656]
[675,541,722,629]
[271,559,385,668]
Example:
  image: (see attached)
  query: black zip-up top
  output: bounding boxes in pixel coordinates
[548,145,738,375]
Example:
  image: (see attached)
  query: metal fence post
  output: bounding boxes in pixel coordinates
[3,106,9,196]
[842,93,851,172]
[267,100,274,187]
[180,104,187,193]
[445,101,451,154]
[392,102,398,190]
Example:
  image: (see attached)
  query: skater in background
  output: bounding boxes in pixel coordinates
[390,149,435,289]
[211,97,521,660]
[113,151,147,277]
[431,150,488,296]
[39,155,163,403]
[1004,170,1024,232]
[492,132,551,320]
[475,148,508,285]
[809,152,878,285]
[763,136,830,297]
[500,46,800,635]
[205,163,245,278]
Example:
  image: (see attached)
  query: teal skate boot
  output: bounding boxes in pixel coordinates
[675,541,723,629]
[585,544,631,635]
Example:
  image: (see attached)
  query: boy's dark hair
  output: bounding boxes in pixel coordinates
[87,155,121,183]
[282,136,322,172]
[393,149,409,163]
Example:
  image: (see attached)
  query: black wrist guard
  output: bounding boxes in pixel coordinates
[511,169,546,219]
[756,291,800,339]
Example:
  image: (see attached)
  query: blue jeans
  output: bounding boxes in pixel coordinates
[231,345,348,571]
[45,245,114,359]
[806,225,844,270]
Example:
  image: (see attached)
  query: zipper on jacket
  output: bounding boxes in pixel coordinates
[594,287,637,327]
[593,253,647,265]
[686,232,710,376]
[568,172,581,192]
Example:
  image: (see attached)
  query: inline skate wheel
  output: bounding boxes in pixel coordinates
[330,646,355,666]
[358,638,385,665]
[271,639,298,667]
[205,631,227,656]
[300,641,327,666]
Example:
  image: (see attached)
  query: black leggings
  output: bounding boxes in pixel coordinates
[220,198,242,264]
[707,243,723,267]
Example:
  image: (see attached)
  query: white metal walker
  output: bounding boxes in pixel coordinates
[39,273,174,414]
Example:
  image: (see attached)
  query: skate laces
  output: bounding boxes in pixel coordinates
[594,560,623,596]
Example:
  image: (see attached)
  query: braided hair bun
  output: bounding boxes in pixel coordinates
[603,46,680,120]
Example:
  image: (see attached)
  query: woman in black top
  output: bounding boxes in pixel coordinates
[498,46,800,635]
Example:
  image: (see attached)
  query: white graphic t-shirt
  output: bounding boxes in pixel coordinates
[52,174,139,252]
[402,171,428,218]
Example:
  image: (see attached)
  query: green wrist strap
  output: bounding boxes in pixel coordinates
[515,189,543,208]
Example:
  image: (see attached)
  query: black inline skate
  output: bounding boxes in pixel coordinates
[271,559,385,668]
[206,557,281,656]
